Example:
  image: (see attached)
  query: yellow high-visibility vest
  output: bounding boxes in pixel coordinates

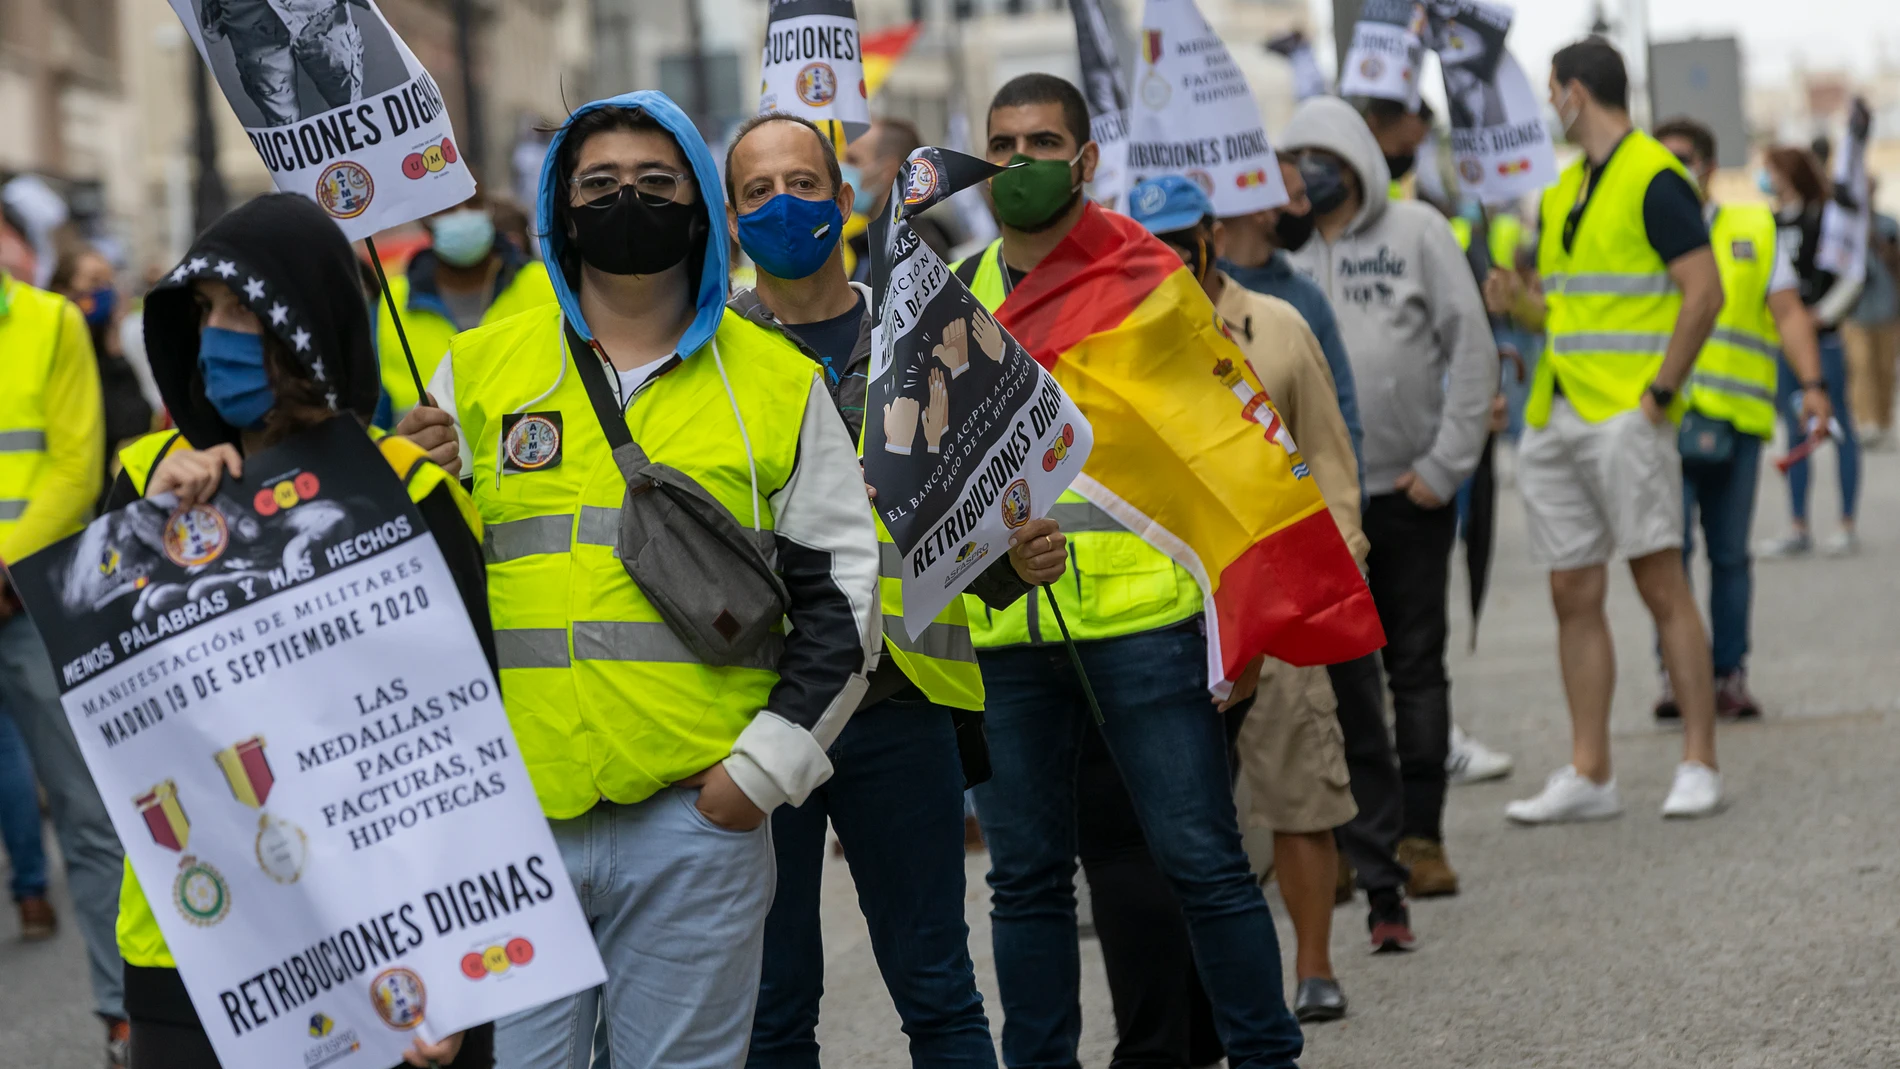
[450,304,822,819]
[1527,131,1693,426]
[955,241,1202,648]
[115,434,477,969]
[0,275,90,549]
[377,259,557,417]
[1687,205,1782,439]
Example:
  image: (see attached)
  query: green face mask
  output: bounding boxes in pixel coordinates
[990,151,1083,232]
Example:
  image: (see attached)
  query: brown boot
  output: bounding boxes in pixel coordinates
[1397,837,1460,898]
[18,896,55,941]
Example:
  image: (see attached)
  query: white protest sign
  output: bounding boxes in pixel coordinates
[758,0,871,142]
[11,421,603,1069]
[1126,0,1287,216]
[1338,0,1429,108]
[1817,99,1872,283]
[1428,3,1556,205]
[167,0,477,240]
[1267,31,1330,101]
[1069,0,1133,210]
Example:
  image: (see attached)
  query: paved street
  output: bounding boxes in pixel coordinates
[5,436,1899,1067]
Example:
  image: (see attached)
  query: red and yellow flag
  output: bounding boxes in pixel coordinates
[861,22,922,100]
[997,204,1384,686]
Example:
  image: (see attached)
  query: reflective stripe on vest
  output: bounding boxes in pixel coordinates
[1529,132,1690,427]
[873,514,983,711]
[1687,205,1782,439]
[117,433,476,971]
[453,304,816,819]
[0,277,69,548]
[951,246,1204,649]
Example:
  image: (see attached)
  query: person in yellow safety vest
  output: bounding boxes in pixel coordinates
[1361,96,1435,200]
[720,111,1068,1067]
[0,267,128,1066]
[953,73,1305,1069]
[376,187,557,422]
[108,193,486,1069]
[394,90,882,1067]
[1650,117,1832,722]
[1506,38,1730,826]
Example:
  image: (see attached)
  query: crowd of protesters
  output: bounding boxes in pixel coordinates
[2,29,1897,1069]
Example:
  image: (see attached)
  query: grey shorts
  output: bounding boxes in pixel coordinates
[1519,396,1683,571]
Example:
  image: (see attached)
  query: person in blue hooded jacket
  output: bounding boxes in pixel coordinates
[394,92,882,1068]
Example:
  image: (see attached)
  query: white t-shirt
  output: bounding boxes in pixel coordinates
[614,358,669,406]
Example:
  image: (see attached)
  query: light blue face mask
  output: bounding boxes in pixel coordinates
[840,163,878,216]
[198,327,275,430]
[430,209,496,268]
[1756,170,1777,198]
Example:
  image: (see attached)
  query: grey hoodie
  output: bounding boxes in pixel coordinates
[1280,96,1496,501]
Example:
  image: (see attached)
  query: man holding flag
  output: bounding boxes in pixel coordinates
[955,73,1383,1069]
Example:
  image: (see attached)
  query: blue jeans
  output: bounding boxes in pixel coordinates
[0,706,49,900]
[1779,333,1860,522]
[749,696,994,1069]
[493,788,776,1069]
[1681,434,1763,675]
[972,626,1303,1069]
[0,615,123,1018]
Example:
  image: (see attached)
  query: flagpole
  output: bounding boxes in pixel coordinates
[363,236,429,406]
[1041,586,1103,724]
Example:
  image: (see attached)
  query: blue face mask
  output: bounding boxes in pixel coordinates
[1756,170,1777,198]
[81,287,116,328]
[430,209,496,268]
[840,164,877,216]
[198,327,275,430]
[736,192,844,281]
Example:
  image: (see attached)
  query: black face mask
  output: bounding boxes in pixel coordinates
[1299,156,1351,217]
[1384,152,1417,181]
[1273,209,1316,252]
[567,185,702,276]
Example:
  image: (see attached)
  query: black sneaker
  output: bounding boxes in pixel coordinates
[1366,890,1417,953]
[1654,671,1680,722]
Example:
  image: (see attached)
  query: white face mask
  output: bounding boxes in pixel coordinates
[1555,85,1583,138]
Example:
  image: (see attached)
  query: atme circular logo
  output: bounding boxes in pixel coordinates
[315,161,374,220]
[795,62,838,106]
[903,158,939,206]
[1000,479,1032,529]
[505,415,561,470]
[369,967,427,1030]
[164,505,229,567]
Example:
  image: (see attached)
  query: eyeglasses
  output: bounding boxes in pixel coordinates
[569,170,691,207]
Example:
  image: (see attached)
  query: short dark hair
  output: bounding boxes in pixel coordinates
[987,73,1091,149]
[723,112,844,204]
[1552,36,1629,111]
[869,117,924,165]
[1654,116,1716,166]
[1360,96,1434,126]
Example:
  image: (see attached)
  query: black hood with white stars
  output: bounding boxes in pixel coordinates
[143,193,379,449]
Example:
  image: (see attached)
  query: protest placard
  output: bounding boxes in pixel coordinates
[10,420,603,1069]
[1068,0,1133,210]
[1126,0,1287,215]
[1337,0,1429,109]
[758,0,872,143]
[1267,31,1330,101]
[1430,2,1556,205]
[167,0,477,240]
[863,149,1093,636]
[1817,98,1873,282]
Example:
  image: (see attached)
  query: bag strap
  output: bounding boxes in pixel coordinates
[565,318,636,452]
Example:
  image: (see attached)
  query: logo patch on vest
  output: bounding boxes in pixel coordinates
[1730,239,1757,262]
[500,412,563,473]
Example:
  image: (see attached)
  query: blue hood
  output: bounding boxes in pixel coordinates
[537,90,729,357]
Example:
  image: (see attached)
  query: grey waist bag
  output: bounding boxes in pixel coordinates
[570,321,790,667]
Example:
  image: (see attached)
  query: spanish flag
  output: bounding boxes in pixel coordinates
[997,203,1384,688]
[861,23,922,99]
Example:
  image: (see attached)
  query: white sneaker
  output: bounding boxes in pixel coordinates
[1504,767,1623,824]
[1447,725,1514,784]
[1755,533,1812,559]
[1822,530,1860,557]
[1661,761,1723,818]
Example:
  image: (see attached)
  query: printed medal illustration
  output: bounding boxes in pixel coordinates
[174,855,232,927]
[216,736,308,884]
[137,780,191,852]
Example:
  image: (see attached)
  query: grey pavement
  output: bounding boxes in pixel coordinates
[4,435,1898,1067]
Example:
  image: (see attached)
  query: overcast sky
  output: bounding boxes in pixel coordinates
[1310,0,1900,90]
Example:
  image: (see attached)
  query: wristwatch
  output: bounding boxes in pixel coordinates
[1646,382,1676,407]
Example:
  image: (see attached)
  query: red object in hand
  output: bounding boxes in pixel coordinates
[1774,429,1830,474]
